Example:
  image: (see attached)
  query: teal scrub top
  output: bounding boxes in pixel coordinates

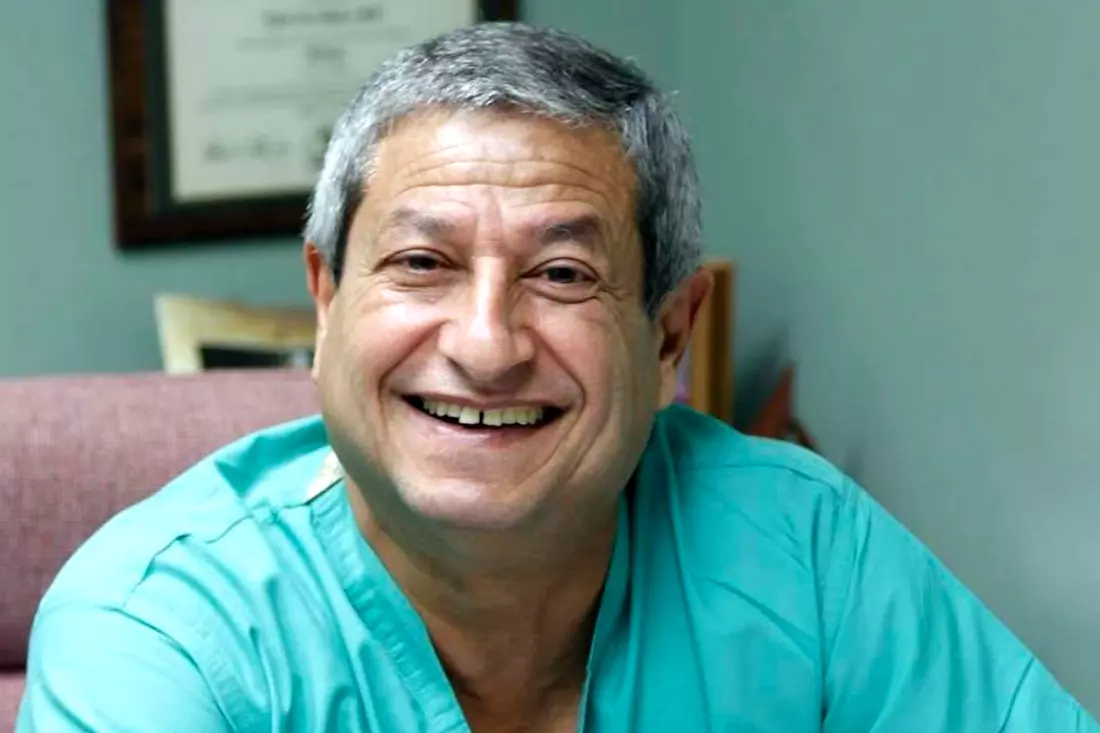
[18,405,1098,731]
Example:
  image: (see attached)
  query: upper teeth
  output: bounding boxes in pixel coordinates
[421,400,545,426]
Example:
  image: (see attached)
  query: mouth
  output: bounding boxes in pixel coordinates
[404,396,563,430]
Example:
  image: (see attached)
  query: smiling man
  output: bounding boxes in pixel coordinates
[18,22,1098,733]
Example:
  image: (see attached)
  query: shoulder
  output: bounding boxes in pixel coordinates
[642,406,860,612]
[652,404,854,512]
[36,414,331,619]
[629,406,866,676]
[25,415,336,729]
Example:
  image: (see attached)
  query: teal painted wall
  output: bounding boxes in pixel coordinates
[0,2,308,376]
[0,0,677,378]
[681,0,1100,712]
[525,0,681,89]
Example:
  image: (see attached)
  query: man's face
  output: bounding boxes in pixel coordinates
[308,109,698,530]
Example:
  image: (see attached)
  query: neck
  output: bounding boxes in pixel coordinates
[347,483,619,721]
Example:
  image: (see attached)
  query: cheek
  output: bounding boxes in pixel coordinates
[349,296,449,388]
[540,307,658,415]
[608,317,662,417]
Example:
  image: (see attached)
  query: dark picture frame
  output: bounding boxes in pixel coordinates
[105,1,519,250]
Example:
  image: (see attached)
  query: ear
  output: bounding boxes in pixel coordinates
[654,268,713,408]
[304,242,338,382]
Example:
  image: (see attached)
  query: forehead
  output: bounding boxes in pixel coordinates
[363,109,638,222]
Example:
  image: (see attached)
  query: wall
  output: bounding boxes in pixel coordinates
[0,2,309,377]
[680,0,1100,712]
[0,0,678,378]
[525,0,681,89]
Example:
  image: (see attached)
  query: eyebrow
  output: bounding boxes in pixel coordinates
[381,207,459,242]
[536,215,607,250]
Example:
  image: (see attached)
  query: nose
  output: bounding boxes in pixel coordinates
[437,261,536,388]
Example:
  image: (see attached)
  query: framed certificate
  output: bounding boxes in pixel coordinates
[106,0,518,250]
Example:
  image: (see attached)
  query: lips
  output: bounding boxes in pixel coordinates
[406,396,561,428]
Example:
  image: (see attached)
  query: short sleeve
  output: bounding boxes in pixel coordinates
[16,604,233,733]
[818,480,1099,731]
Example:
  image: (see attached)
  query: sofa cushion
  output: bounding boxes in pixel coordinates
[0,369,318,669]
[0,671,24,732]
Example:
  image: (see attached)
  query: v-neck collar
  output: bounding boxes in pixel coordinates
[308,456,632,733]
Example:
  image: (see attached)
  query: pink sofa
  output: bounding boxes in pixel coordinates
[0,369,318,730]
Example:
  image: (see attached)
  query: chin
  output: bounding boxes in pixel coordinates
[396,477,544,532]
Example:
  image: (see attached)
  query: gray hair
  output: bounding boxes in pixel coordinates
[303,22,702,314]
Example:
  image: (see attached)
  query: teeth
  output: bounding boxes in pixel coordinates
[419,399,546,427]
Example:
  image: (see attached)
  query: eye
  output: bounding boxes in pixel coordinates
[543,265,587,284]
[536,262,594,285]
[527,260,599,302]
[399,252,443,272]
[381,250,453,287]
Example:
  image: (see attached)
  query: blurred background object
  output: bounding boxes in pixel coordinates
[154,293,315,374]
[0,370,318,731]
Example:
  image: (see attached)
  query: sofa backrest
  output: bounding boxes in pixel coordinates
[0,369,319,669]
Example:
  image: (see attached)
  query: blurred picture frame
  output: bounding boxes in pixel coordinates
[105,0,519,250]
[154,294,316,375]
[675,260,736,423]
